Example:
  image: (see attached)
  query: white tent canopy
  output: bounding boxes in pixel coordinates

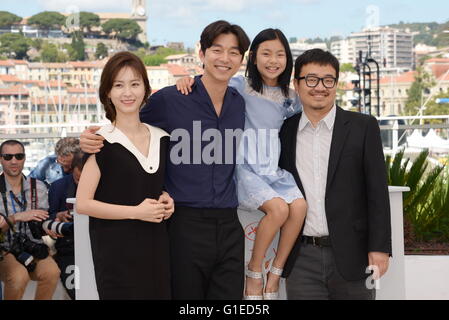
[406,129,449,152]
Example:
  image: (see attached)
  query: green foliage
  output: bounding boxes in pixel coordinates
[386,150,449,242]
[28,11,66,30]
[40,43,68,62]
[424,88,449,117]
[134,48,147,60]
[404,66,435,116]
[340,63,355,73]
[387,20,449,48]
[79,12,100,32]
[70,31,85,61]
[31,38,44,51]
[102,19,142,41]
[143,55,167,66]
[0,11,22,27]
[0,33,30,59]
[141,47,185,66]
[95,42,108,59]
[154,47,184,56]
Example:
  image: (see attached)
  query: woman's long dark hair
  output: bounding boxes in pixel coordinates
[246,28,293,98]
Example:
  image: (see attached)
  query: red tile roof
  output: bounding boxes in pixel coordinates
[31,96,98,105]
[379,71,416,84]
[69,61,104,68]
[10,59,28,65]
[0,74,21,82]
[37,81,67,88]
[0,85,29,96]
[161,64,190,77]
[67,87,97,94]
[426,58,449,64]
[431,64,449,79]
[0,60,15,67]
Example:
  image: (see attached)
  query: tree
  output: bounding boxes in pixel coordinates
[102,19,142,42]
[154,47,185,56]
[28,11,66,30]
[79,12,100,33]
[340,63,355,73]
[40,43,67,62]
[434,21,449,48]
[143,55,167,66]
[0,33,30,59]
[30,38,44,51]
[70,31,85,61]
[0,11,22,27]
[135,48,147,60]
[95,42,108,59]
[424,88,449,116]
[404,66,435,115]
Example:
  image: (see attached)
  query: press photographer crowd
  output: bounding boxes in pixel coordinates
[0,138,81,300]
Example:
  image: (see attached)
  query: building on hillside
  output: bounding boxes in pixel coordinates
[331,39,357,65]
[348,27,413,74]
[289,39,328,62]
[165,54,198,67]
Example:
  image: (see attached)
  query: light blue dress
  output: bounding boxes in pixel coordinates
[230,76,304,210]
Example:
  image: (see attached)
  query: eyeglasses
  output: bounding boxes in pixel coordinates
[1,153,25,161]
[297,75,337,89]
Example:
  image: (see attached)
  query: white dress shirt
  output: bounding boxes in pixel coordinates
[296,105,336,237]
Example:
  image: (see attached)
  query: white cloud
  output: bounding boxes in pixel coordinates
[37,0,130,13]
[152,0,276,17]
[198,0,276,12]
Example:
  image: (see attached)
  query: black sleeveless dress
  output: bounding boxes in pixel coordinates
[88,124,170,300]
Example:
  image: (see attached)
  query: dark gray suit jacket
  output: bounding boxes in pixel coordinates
[279,106,392,281]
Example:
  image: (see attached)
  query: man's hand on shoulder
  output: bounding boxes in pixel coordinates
[80,126,104,154]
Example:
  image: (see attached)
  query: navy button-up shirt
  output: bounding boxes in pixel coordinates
[140,76,245,208]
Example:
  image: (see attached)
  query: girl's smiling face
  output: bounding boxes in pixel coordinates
[254,38,287,87]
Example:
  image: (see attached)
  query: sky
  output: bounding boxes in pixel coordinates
[1,0,448,48]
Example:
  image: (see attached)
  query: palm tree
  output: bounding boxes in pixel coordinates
[385,150,446,243]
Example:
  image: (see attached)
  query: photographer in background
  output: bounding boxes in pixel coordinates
[48,151,84,300]
[29,137,80,187]
[0,140,60,300]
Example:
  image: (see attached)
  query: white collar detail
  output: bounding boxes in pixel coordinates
[96,123,169,174]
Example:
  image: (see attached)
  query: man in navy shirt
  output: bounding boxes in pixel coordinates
[48,152,84,300]
[80,20,250,299]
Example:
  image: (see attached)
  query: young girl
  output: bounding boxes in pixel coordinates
[177,29,307,300]
[76,52,174,299]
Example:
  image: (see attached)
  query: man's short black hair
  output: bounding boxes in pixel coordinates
[0,140,25,154]
[200,20,250,57]
[294,48,340,80]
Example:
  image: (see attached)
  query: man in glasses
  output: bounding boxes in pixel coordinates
[0,140,60,300]
[279,49,391,299]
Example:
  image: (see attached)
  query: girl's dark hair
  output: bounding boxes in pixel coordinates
[294,48,340,80]
[200,20,250,57]
[246,28,293,98]
[99,51,151,122]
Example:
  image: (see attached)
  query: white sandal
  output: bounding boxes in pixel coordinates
[244,267,264,300]
[263,265,283,300]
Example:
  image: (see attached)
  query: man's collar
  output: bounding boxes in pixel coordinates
[4,174,28,192]
[298,104,337,131]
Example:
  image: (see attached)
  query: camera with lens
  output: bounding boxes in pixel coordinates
[0,213,49,272]
[9,231,49,272]
[28,219,74,239]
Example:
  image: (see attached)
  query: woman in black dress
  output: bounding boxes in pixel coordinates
[76,52,174,299]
